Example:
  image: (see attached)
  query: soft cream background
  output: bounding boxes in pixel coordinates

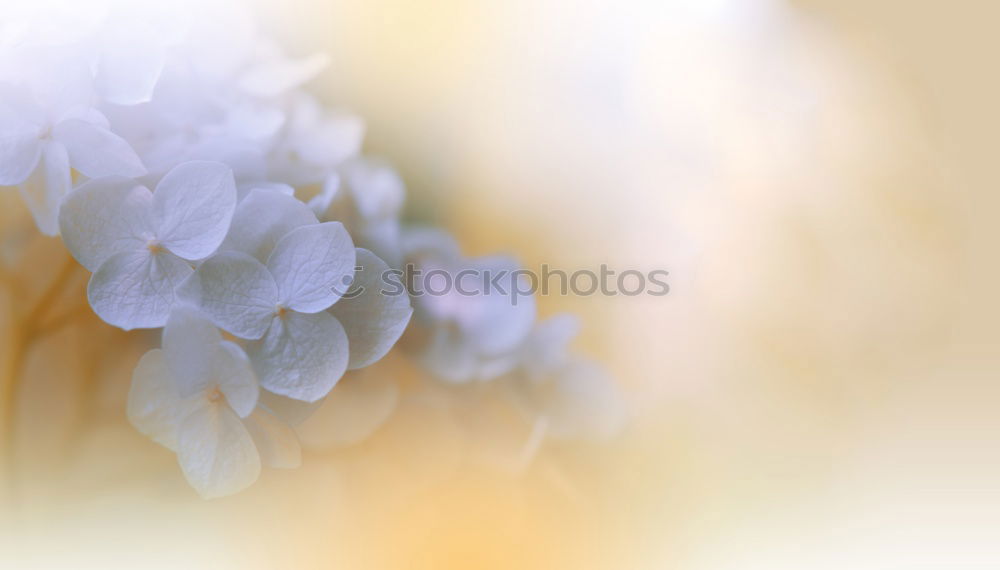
[1,0,998,568]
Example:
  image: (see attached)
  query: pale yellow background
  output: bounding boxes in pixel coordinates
[1,0,998,568]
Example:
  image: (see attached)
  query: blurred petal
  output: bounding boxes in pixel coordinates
[0,118,41,185]
[466,256,537,356]
[249,311,349,402]
[400,226,461,261]
[176,251,278,339]
[215,340,259,418]
[521,314,581,379]
[294,112,364,166]
[297,370,398,448]
[18,141,70,235]
[95,28,165,105]
[243,408,301,468]
[422,326,480,383]
[330,249,412,370]
[186,135,266,183]
[177,404,260,499]
[88,249,192,330]
[53,118,146,178]
[239,52,328,98]
[152,161,237,260]
[257,390,323,427]
[342,159,404,221]
[162,305,223,397]
[220,188,318,262]
[126,349,197,451]
[307,172,338,216]
[58,175,154,271]
[514,359,627,441]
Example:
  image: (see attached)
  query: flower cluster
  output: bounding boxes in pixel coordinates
[397,230,627,455]
[0,1,625,497]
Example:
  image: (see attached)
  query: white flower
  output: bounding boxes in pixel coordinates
[0,71,145,234]
[331,248,413,370]
[510,359,626,441]
[177,222,357,402]
[507,316,627,441]
[237,39,329,100]
[219,187,320,262]
[189,194,412,397]
[268,93,364,185]
[128,305,300,498]
[408,248,537,383]
[516,314,580,381]
[313,158,406,267]
[128,306,259,498]
[58,160,237,329]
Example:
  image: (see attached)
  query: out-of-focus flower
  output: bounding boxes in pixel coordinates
[59,160,237,329]
[128,306,260,498]
[330,248,413,370]
[405,236,537,383]
[314,158,406,267]
[507,316,627,441]
[0,71,145,234]
[268,93,365,186]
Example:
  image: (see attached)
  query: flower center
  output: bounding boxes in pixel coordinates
[275,304,289,319]
[206,386,224,403]
[146,240,165,254]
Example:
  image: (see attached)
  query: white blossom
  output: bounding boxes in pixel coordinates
[128,306,260,498]
[404,237,537,383]
[0,0,620,499]
[268,93,365,186]
[0,67,145,234]
[507,316,627,441]
[59,160,237,329]
[177,223,357,402]
[314,158,407,267]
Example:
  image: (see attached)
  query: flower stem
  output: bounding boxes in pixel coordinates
[1,256,79,506]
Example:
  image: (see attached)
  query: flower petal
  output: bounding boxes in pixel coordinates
[53,118,146,179]
[95,28,165,105]
[58,175,154,271]
[215,340,259,418]
[176,251,278,339]
[248,311,349,402]
[330,249,412,370]
[243,408,302,469]
[18,141,70,236]
[513,359,627,441]
[152,161,237,260]
[257,390,323,426]
[0,117,41,185]
[176,404,261,499]
[462,255,537,356]
[239,51,329,99]
[127,349,198,451]
[520,315,581,379]
[266,222,355,313]
[294,111,364,167]
[421,326,479,383]
[220,188,318,262]
[297,369,398,448]
[342,158,405,221]
[88,249,193,330]
[162,305,223,397]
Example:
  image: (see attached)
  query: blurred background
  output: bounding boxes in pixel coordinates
[2,0,998,568]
